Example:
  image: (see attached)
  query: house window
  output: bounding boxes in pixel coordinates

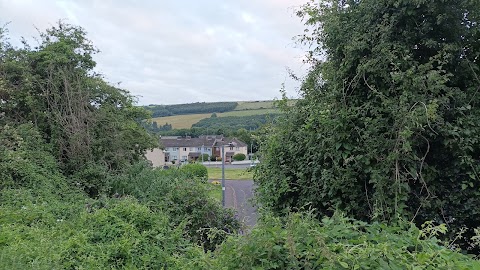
[236,147,240,151]
[183,147,187,151]
[230,147,234,150]
[190,147,194,151]
[182,156,187,161]
[172,155,177,160]
[173,147,179,151]
[204,147,208,151]
[197,147,202,151]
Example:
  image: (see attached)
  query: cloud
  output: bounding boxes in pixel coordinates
[0,0,308,105]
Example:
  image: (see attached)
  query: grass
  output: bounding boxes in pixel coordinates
[151,108,280,129]
[207,167,253,180]
[208,182,222,202]
[219,108,279,117]
[234,100,276,110]
[151,113,211,129]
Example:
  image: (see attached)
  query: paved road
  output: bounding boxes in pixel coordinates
[224,180,257,229]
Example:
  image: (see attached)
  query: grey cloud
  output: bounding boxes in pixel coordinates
[1,0,308,105]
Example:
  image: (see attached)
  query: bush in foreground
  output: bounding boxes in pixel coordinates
[211,212,480,269]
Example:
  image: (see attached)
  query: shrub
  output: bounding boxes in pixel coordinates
[210,155,217,161]
[232,153,246,161]
[201,153,209,162]
[0,195,207,269]
[180,163,208,181]
[211,212,480,269]
[107,162,240,250]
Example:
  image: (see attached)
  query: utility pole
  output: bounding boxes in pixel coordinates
[221,144,225,207]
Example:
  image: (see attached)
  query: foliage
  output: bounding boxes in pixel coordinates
[232,153,246,161]
[0,22,157,196]
[180,163,209,181]
[192,114,280,133]
[107,162,240,251]
[201,153,210,162]
[0,192,208,269]
[145,102,238,117]
[143,121,172,132]
[255,0,480,252]
[211,212,480,269]
[0,123,62,191]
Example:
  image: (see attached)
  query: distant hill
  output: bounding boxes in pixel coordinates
[144,100,294,130]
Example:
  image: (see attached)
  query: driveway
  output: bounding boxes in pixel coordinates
[224,180,257,229]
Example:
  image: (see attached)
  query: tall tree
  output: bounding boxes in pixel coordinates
[256,0,480,251]
[0,22,157,195]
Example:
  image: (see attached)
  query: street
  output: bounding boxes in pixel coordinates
[224,180,257,229]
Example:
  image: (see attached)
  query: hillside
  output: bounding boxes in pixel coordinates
[146,100,288,129]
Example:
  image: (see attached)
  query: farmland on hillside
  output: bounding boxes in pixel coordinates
[151,108,280,129]
[234,100,297,110]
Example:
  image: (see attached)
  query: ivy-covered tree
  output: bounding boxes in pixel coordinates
[256,0,480,252]
[0,22,157,195]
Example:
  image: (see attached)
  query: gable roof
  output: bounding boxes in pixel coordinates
[160,135,247,148]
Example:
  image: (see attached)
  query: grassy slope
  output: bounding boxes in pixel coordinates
[151,107,280,129]
[234,100,276,110]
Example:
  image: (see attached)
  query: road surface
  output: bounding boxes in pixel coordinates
[224,180,257,229]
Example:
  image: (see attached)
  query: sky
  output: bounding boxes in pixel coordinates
[1,0,309,105]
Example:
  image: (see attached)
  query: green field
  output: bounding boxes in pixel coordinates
[219,108,279,117]
[207,167,253,180]
[151,108,280,129]
[235,100,276,110]
[151,113,211,129]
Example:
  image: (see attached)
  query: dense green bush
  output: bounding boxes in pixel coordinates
[232,153,246,161]
[0,194,208,269]
[180,163,208,181]
[201,153,210,162]
[192,114,280,132]
[211,212,480,269]
[256,0,480,252]
[107,162,240,250]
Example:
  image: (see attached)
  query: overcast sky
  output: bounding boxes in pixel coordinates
[1,0,308,105]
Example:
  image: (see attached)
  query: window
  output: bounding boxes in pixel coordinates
[172,155,177,160]
[173,147,179,151]
[190,147,194,151]
[236,147,240,151]
[182,156,187,161]
[204,147,208,151]
[230,147,234,150]
[183,147,187,151]
[197,147,202,151]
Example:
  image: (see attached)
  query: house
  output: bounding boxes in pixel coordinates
[145,148,166,167]
[159,135,248,163]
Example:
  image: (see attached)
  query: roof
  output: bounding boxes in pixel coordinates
[161,135,221,148]
[213,137,248,148]
[188,152,201,157]
[160,135,248,148]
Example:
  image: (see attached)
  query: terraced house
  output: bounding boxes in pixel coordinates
[146,135,248,166]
